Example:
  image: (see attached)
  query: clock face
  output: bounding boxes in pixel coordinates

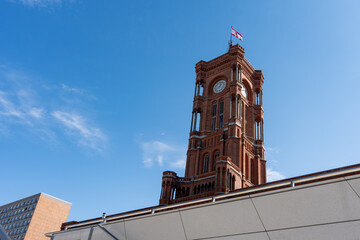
[213,80,226,93]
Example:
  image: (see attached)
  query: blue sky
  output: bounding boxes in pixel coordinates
[1,0,360,221]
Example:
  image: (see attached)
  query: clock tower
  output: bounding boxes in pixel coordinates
[159,44,266,205]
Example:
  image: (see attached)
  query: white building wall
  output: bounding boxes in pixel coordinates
[49,174,360,240]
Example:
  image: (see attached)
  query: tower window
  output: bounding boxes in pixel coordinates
[196,112,201,131]
[219,101,224,128]
[241,84,248,98]
[213,151,220,171]
[250,159,254,183]
[203,155,209,173]
[211,103,217,131]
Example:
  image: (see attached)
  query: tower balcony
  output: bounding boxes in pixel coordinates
[193,95,205,101]
[254,104,263,111]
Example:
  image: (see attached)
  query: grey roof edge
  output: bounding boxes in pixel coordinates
[40,193,72,206]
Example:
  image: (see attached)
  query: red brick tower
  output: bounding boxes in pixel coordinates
[159,44,266,205]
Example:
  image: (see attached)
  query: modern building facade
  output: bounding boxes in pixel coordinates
[160,44,266,205]
[48,164,360,240]
[0,193,71,240]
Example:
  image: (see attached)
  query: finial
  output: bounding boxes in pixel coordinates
[102,212,106,223]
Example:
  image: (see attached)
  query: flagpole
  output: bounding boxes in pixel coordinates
[229,26,233,49]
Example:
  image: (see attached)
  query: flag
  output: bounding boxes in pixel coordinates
[231,27,243,41]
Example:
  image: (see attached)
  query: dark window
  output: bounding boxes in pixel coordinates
[211,103,217,130]
[219,101,224,128]
[211,118,216,131]
[250,159,253,182]
[203,155,209,173]
[212,103,217,117]
[213,151,220,170]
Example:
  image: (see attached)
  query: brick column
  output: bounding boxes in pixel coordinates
[236,64,239,82]
[229,96,232,119]
[241,138,246,177]
[254,154,261,185]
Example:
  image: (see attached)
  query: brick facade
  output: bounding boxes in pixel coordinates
[25,194,71,240]
[0,193,71,240]
[160,44,266,205]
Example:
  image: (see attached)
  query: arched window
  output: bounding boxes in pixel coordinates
[196,112,201,131]
[241,83,248,98]
[203,154,209,173]
[172,187,176,200]
[194,82,204,97]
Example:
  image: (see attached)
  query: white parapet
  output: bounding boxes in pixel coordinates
[47,166,360,240]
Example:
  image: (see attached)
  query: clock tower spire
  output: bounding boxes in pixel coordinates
[159,44,266,205]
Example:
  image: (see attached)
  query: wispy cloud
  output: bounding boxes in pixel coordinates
[14,0,69,7]
[140,140,185,168]
[52,111,106,151]
[0,68,42,124]
[59,83,97,101]
[265,147,280,164]
[141,141,174,167]
[42,83,95,101]
[0,92,24,119]
[264,146,285,182]
[0,66,106,152]
[61,83,85,94]
[171,159,186,169]
[28,107,45,119]
[267,168,285,182]
[265,147,280,154]
[0,90,39,126]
